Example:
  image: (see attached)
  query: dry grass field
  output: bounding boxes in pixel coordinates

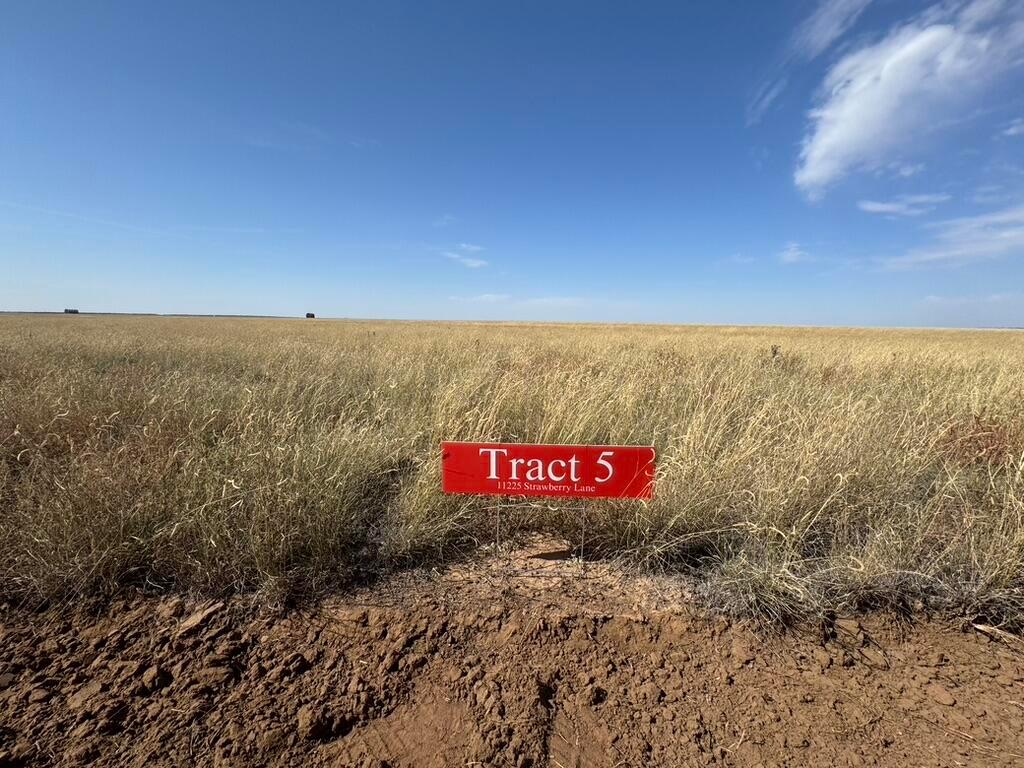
[2,314,1023,628]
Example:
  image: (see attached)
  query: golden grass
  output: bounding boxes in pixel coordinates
[2,314,1023,627]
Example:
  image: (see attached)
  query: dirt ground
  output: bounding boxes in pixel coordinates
[2,539,1023,767]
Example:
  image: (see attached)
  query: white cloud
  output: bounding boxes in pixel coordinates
[857,193,951,216]
[885,202,1024,268]
[747,78,791,127]
[794,0,875,59]
[432,213,456,227]
[521,296,588,308]
[458,243,484,252]
[779,242,813,264]
[795,0,1024,197]
[1002,118,1024,137]
[922,291,1020,307]
[894,162,925,177]
[972,184,1007,204]
[919,290,1023,326]
[444,251,488,269]
[747,0,873,124]
[449,294,588,308]
[721,253,755,265]
[450,293,510,303]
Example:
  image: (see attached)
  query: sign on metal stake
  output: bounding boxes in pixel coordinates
[441,442,655,500]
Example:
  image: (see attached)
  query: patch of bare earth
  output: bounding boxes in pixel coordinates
[2,538,1023,767]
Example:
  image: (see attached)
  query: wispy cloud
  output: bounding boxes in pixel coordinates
[747,77,790,127]
[444,251,488,269]
[0,199,176,238]
[458,243,484,252]
[779,241,814,264]
[919,290,1023,327]
[175,225,305,235]
[0,199,318,244]
[857,193,951,217]
[432,213,457,228]
[892,162,925,178]
[972,184,1008,204]
[521,296,588,308]
[450,293,511,303]
[748,0,873,125]
[449,294,589,308]
[795,0,1024,197]
[721,253,756,265]
[344,137,381,149]
[793,0,874,59]
[885,203,1024,268]
[922,291,1021,307]
[243,119,357,151]
[1002,117,1024,137]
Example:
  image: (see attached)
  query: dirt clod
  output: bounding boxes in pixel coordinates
[297,705,332,741]
[140,664,169,692]
[925,683,956,707]
[175,601,224,639]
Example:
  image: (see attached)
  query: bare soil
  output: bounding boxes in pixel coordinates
[2,538,1023,767]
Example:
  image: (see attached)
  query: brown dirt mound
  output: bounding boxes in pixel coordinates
[2,538,1023,767]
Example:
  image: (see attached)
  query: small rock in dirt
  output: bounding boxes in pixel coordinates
[156,597,184,620]
[338,608,368,626]
[141,664,170,692]
[260,727,288,751]
[731,637,756,669]
[98,711,126,735]
[860,648,887,668]
[69,722,95,740]
[637,682,664,706]
[64,743,100,765]
[896,696,916,711]
[297,704,332,741]
[68,681,105,711]
[27,686,52,704]
[835,618,863,640]
[578,684,607,707]
[922,652,946,667]
[195,665,233,687]
[379,651,399,673]
[812,648,832,671]
[0,672,16,690]
[209,641,243,665]
[176,601,224,639]
[285,651,311,676]
[686,714,704,738]
[925,684,956,707]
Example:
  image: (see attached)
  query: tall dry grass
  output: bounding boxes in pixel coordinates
[1,315,1022,627]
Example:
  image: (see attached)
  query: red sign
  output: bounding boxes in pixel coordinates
[441,442,656,500]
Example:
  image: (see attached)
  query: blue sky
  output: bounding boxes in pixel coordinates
[2,0,1023,327]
